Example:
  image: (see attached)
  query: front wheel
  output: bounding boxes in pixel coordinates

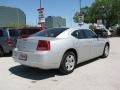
[59,51,76,75]
[101,44,109,58]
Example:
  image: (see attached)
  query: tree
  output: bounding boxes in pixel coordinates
[73,0,120,28]
[73,12,80,23]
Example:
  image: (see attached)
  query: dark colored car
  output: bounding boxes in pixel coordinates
[19,27,44,38]
[0,28,19,56]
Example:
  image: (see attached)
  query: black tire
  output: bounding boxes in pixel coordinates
[59,51,77,75]
[0,48,4,57]
[101,44,109,58]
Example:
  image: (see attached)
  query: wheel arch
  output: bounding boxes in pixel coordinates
[63,48,78,63]
[59,48,78,74]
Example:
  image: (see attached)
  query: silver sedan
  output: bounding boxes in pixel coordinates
[13,27,110,74]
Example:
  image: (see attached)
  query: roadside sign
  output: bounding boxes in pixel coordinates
[37,8,45,24]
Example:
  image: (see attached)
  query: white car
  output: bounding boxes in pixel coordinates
[13,27,110,74]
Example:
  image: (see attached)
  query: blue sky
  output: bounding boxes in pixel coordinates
[0,0,95,27]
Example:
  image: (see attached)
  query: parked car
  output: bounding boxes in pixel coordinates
[94,28,111,38]
[19,27,44,38]
[13,27,110,74]
[0,28,19,56]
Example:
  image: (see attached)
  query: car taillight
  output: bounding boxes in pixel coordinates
[37,40,50,51]
[6,38,14,46]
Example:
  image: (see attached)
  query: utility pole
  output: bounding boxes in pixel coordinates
[37,0,45,30]
[78,0,84,24]
[79,0,81,13]
[40,0,41,8]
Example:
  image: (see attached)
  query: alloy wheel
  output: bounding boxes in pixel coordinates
[65,55,75,71]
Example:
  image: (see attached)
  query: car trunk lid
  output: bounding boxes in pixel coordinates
[16,36,55,52]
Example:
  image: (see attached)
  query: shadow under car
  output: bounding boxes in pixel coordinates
[9,57,102,80]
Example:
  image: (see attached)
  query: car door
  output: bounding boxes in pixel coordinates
[71,30,92,63]
[83,30,103,58]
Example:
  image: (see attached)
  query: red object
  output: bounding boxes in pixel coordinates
[38,22,45,24]
[37,40,50,51]
[21,34,30,38]
[6,38,14,46]
[39,27,45,30]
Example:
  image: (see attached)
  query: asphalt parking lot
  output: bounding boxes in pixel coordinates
[0,37,120,90]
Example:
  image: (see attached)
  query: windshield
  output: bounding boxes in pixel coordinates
[32,28,68,37]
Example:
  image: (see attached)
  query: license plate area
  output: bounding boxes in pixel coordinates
[19,53,27,61]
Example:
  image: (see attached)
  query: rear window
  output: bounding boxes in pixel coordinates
[33,28,68,37]
[9,30,19,37]
[0,30,3,37]
[20,29,40,35]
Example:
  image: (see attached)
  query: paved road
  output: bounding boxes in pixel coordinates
[0,37,120,90]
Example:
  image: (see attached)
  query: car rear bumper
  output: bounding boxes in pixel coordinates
[12,49,60,69]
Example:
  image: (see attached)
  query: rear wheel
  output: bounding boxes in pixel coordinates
[101,44,109,58]
[59,51,76,75]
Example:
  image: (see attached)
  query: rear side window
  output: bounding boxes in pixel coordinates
[83,30,97,38]
[0,30,3,37]
[94,29,108,38]
[94,29,104,37]
[71,30,86,39]
[9,30,19,37]
[33,28,68,37]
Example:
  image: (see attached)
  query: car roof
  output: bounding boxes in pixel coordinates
[68,23,90,31]
[57,26,91,38]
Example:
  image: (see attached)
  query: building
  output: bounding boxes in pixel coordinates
[0,6,26,28]
[45,16,66,28]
